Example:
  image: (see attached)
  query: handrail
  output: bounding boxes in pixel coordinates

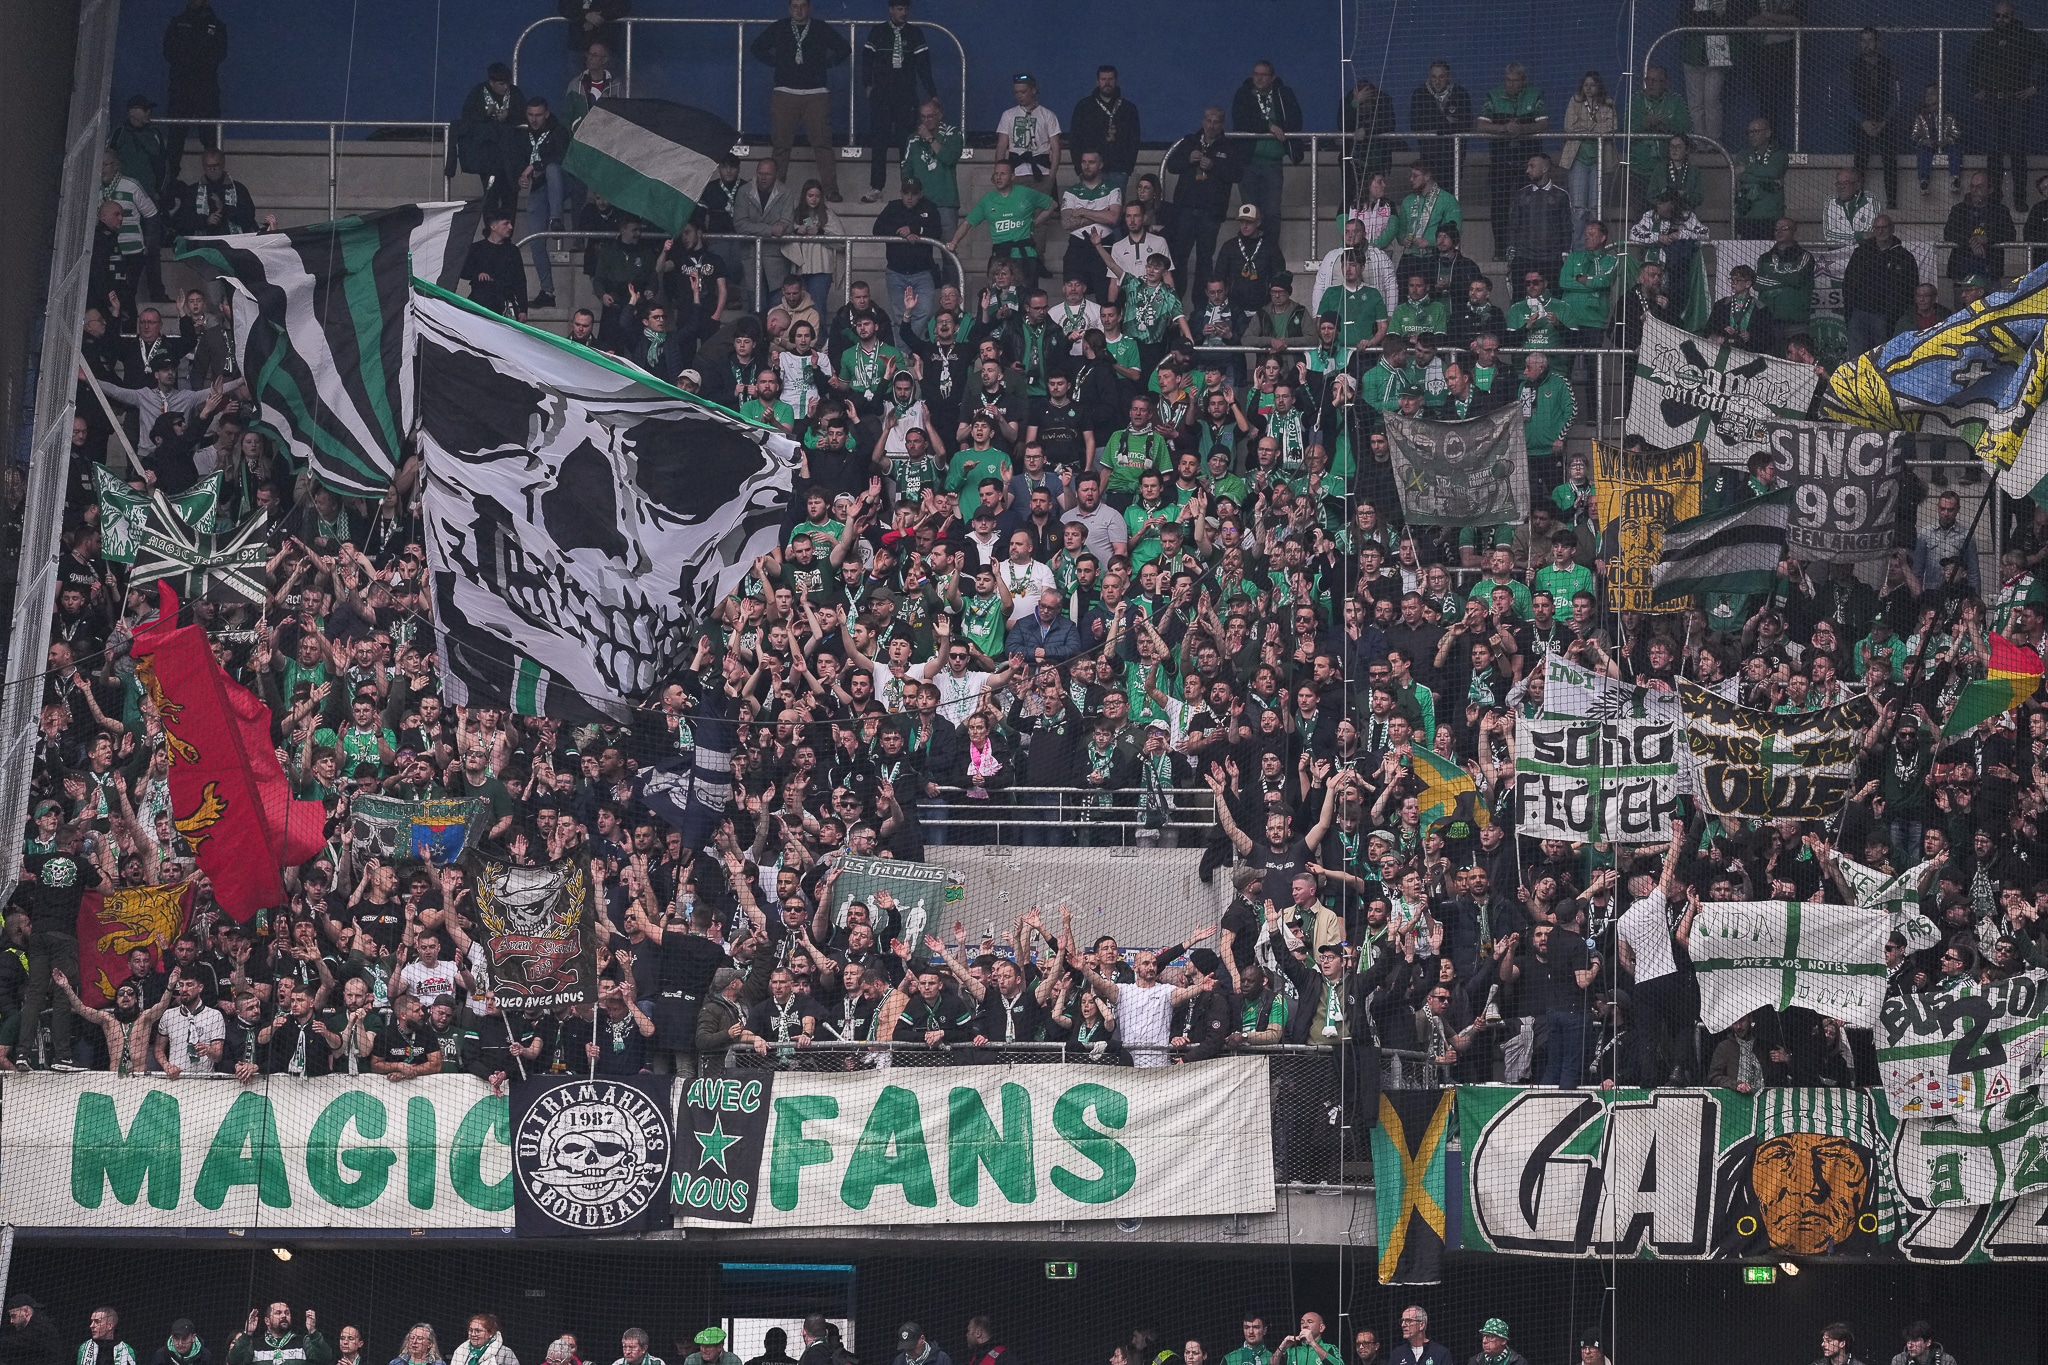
[1640,24,1986,153]
[509,14,969,157]
[199,117,453,218]
[517,230,967,314]
[705,1038,1433,1063]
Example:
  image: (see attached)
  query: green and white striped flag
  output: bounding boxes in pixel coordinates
[94,467,221,562]
[1650,487,1790,605]
[1833,855,1942,952]
[563,99,739,237]
[1886,1088,2048,1206]
[1688,898,1891,1032]
[177,202,477,495]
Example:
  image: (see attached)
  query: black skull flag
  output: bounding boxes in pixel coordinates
[510,1076,677,1236]
[413,281,795,722]
[472,850,598,1009]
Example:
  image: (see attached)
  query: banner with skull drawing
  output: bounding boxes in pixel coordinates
[1382,404,1529,528]
[472,850,598,1010]
[511,1075,677,1236]
[412,282,796,723]
[1626,315,1821,468]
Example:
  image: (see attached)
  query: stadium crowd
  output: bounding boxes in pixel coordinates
[18,0,2048,1112]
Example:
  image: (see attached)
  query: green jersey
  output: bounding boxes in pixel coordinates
[1534,561,1595,604]
[838,343,905,401]
[1555,249,1620,328]
[1101,427,1173,494]
[1122,279,1184,343]
[1316,282,1388,347]
[1506,294,1567,348]
[902,124,964,206]
[790,518,845,556]
[1754,245,1817,326]
[946,448,1013,517]
[961,591,1007,656]
[1389,298,1448,339]
[888,453,943,503]
[739,396,795,428]
[966,184,1054,246]
[1394,186,1461,258]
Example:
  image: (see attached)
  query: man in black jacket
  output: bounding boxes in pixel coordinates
[753,0,851,201]
[1070,66,1142,190]
[874,178,945,333]
[1214,204,1287,314]
[1231,62,1303,230]
[559,0,630,55]
[860,0,936,202]
[1850,28,1901,205]
[163,0,227,179]
[1164,107,1241,307]
[518,97,571,308]
[454,64,527,214]
[174,149,267,237]
[1409,60,1473,191]
[1842,214,1919,359]
[462,210,529,321]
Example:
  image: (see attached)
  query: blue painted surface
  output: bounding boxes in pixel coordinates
[111,0,2028,155]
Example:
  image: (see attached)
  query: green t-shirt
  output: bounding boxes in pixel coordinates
[961,591,1007,656]
[966,185,1055,246]
[888,453,943,503]
[1101,428,1173,494]
[838,343,906,400]
[1533,561,1595,604]
[1389,298,1448,339]
[1122,280,1184,343]
[790,518,845,556]
[1316,282,1388,347]
[946,448,1012,517]
[739,396,795,428]
[902,125,964,206]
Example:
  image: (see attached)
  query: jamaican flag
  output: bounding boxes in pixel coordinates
[1371,1090,1454,1283]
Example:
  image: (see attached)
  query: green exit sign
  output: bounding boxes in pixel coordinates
[1743,1265,1777,1284]
[1045,1262,1078,1281]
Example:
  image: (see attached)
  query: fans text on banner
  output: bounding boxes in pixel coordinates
[826,854,966,956]
[1627,315,1821,467]
[1382,405,1529,527]
[1768,421,1906,562]
[1678,679,1874,820]
[1512,715,1681,844]
[413,283,794,722]
[1592,440,1701,611]
[1687,899,1891,1032]
[1459,1085,1897,1260]
[177,202,475,495]
[1832,855,1942,953]
[1877,969,2048,1116]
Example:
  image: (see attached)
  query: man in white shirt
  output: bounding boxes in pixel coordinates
[1104,202,1173,292]
[1050,275,1104,355]
[1079,942,1216,1067]
[930,640,1015,727]
[1312,215,1398,321]
[996,531,1054,623]
[1821,168,1882,248]
[398,930,464,1004]
[994,73,1062,191]
[157,973,227,1077]
[1060,150,1123,302]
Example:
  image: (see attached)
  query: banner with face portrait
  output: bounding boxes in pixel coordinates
[1593,441,1702,611]
[1460,1086,1900,1261]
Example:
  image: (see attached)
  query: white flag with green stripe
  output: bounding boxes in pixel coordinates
[1833,854,1943,953]
[1878,969,2048,1116]
[1511,714,1681,844]
[1650,486,1791,606]
[563,99,739,237]
[1688,899,1891,1032]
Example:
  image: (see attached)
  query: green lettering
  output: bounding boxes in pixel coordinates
[193,1091,291,1211]
[841,1085,937,1209]
[769,1095,839,1211]
[1050,1083,1135,1204]
[947,1084,1035,1207]
[71,1090,180,1210]
[306,1092,393,1208]
[406,1095,437,1209]
[450,1094,513,1210]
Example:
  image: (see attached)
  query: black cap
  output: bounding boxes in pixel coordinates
[897,1326,922,1349]
[170,1322,196,1339]
[487,62,513,82]
[127,94,156,111]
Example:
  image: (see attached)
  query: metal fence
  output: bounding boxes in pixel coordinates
[509,13,970,158]
[194,117,455,219]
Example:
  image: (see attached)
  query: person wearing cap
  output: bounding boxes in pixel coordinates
[1464,1323,1521,1365]
[149,1321,212,1365]
[98,341,221,461]
[889,1326,950,1365]
[4,1296,62,1365]
[1574,1340,1609,1365]
[686,1331,737,1365]
[1216,202,1287,314]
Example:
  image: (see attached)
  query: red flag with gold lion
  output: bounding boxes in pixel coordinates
[76,882,193,1005]
[130,585,328,920]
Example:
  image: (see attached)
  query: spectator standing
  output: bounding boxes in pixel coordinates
[1164,107,1242,303]
[109,96,171,302]
[735,158,798,310]
[1465,1325,1524,1365]
[462,211,530,322]
[860,0,935,204]
[753,0,850,204]
[176,149,268,237]
[995,74,1063,196]
[1843,215,1919,358]
[1969,2,2048,211]
[1214,205,1287,315]
[1505,152,1574,289]
[1734,116,1787,239]
[1851,28,1902,206]
[77,1312,134,1365]
[903,99,964,240]
[1821,169,1882,249]
[1813,1325,1866,1365]
[875,178,945,333]
[1626,66,1691,210]
[162,0,227,180]
[1475,64,1549,241]
[1070,66,1143,192]
[1060,152,1124,304]
[951,163,1056,293]
[1409,61,1473,192]
[1560,72,1616,238]
[563,41,627,128]
[1390,1310,1452,1365]
[1232,61,1304,230]
[455,64,526,215]
[20,827,100,1066]
[890,1328,949,1365]
[1,1300,60,1365]
[1343,78,1400,205]
[1755,217,1816,342]
[149,1322,211,1365]
[1747,0,1802,142]
[226,1309,331,1365]
[517,98,571,310]
[1677,0,1733,143]
[559,0,630,58]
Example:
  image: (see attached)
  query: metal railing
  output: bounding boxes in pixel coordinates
[510,14,969,157]
[200,117,454,218]
[921,784,1216,845]
[516,230,967,317]
[1642,25,1994,153]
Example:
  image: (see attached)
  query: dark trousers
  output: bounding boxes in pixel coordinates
[1168,210,1222,302]
[1490,138,1538,239]
[164,83,221,183]
[1851,121,1901,205]
[21,931,79,1065]
[1753,43,1797,147]
[1063,235,1110,302]
[1986,98,2033,208]
[868,96,919,191]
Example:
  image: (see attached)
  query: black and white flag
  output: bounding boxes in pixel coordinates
[128,496,270,608]
[414,283,795,721]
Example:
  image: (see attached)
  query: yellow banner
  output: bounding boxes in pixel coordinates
[1594,441,1702,612]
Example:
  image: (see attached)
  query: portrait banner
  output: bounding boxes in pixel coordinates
[1678,680,1875,820]
[1383,406,1530,528]
[1626,316,1821,467]
[1769,421,1906,562]
[509,1076,675,1236]
[1512,716,1682,844]
[1593,440,1702,611]
[1460,1086,1899,1261]
[1878,970,2048,1116]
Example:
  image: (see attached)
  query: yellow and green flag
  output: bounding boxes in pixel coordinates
[1942,633,2044,736]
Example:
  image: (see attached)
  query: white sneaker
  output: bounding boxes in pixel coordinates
[860,189,882,203]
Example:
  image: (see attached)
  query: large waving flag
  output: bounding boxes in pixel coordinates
[564,100,740,237]
[1412,746,1486,830]
[413,281,794,722]
[130,586,328,920]
[1942,633,2045,735]
[1824,262,2048,503]
[128,497,270,608]
[177,201,478,495]
[1651,488,1790,605]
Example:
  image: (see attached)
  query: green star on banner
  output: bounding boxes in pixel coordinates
[693,1115,739,1171]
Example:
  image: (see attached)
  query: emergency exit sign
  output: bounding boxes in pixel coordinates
[1743,1265,1777,1284]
